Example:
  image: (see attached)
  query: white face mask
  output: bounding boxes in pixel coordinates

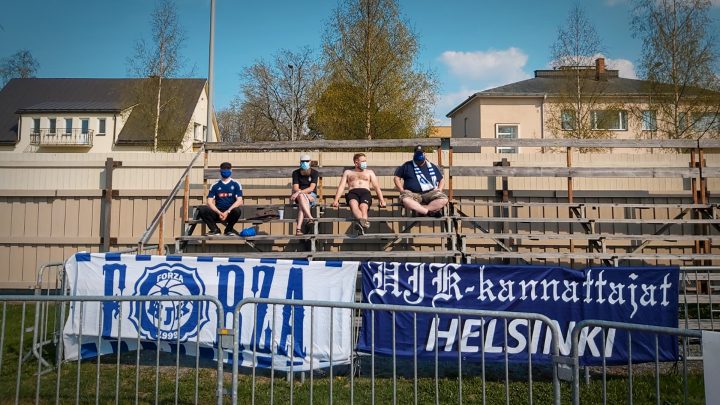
[359,162,368,170]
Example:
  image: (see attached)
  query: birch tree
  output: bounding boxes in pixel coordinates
[315,0,436,140]
[127,0,187,151]
[548,4,619,142]
[0,49,39,87]
[632,0,720,140]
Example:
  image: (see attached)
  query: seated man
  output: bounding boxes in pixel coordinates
[332,153,386,233]
[198,162,244,236]
[393,145,448,217]
[290,153,319,235]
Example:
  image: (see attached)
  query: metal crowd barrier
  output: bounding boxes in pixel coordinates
[0,295,225,405]
[570,319,705,405]
[231,298,564,405]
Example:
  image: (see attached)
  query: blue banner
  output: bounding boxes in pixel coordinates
[358,262,678,365]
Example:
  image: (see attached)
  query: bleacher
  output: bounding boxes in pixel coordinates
[133,138,720,267]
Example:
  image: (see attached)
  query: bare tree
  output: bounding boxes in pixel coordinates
[632,0,720,140]
[317,0,436,140]
[127,0,187,151]
[547,4,620,143]
[0,49,39,87]
[235,47,322,141]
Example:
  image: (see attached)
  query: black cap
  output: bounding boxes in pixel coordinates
[413,145,425,161]
[220,162,232,169]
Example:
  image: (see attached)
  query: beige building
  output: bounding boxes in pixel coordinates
[0,78,219,153]
[446,58,719,153]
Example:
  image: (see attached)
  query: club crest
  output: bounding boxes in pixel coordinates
[129,263,209,341]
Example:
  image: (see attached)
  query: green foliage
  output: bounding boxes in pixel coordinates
[313,0,437,140]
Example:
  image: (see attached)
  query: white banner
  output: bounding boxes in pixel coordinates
[62,253,358,371]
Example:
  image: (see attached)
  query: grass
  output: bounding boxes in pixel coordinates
[0,303,707,404]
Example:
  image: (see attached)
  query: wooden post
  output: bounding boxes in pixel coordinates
[101,158,121,252]
[567,147,575,266]
[449,142,454,201]
[183,174,190,224]
[158,215,165,255]
[202,150,209,240]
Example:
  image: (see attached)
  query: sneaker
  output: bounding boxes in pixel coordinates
[224,229,241,237]
[361,219,370,230]
[428,210,443,218]
[205,229,221,236]
[354,221,365,235]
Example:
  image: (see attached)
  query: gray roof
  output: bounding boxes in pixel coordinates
[0,78,207,145]
[446,70,654,117]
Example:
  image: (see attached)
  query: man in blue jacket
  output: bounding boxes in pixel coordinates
[198,162,244,236]
[393,146,448,217]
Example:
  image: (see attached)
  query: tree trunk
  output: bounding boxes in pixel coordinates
[154,76,162,152]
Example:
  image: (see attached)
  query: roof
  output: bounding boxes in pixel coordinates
[17,101,126,113]
[446,69,653,118]
[0,78,207,145]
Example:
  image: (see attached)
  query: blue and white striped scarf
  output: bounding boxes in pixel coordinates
[413,161,437,192]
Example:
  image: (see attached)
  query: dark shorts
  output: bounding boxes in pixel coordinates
[346,188,372,206]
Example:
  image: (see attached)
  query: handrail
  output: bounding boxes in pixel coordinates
[138,146,205,250]
[204,137,720,151]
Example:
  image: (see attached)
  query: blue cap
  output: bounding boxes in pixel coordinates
[240,227,256,237]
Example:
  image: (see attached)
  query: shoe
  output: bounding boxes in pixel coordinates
[205,229,221,236]
[224,229,241,237]
[361,219,370,230]
[428,210,443,218]
[295,228,304,236]
[355,221,365,235]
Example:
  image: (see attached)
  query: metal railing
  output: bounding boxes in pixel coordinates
[0,295,225,405]
[138,146,205,253]
[29,129,94,147]
[570,319,704,405]
[232,297,564,405]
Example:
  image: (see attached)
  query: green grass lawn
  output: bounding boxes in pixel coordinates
[0,303,707,404]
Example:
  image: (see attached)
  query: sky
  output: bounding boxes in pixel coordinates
[2,0,719,125]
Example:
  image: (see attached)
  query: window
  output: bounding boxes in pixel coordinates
[64,118,72,135]
[591,110,628,130]
[49,118,56,134]
[98,118,106,135]
[561,110,575,130]
[692,113,720,132]
[463,117,468,137]
[641,110,657,131]
[81,119,89,134]
[495,124,518,153]
[194,123,202,141]
[678,112,687,131]
[32,118,40,134]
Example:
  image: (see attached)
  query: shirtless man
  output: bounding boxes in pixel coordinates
[332,153,387,233]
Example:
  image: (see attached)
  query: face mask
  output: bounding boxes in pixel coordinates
[300,161,311,170]
[220,169,232,178]
[413,152,425,162]
[359,162,368,170]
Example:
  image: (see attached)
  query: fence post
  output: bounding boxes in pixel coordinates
[101,158,121,252]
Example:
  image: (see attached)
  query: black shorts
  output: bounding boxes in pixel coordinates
[346,188,372,206]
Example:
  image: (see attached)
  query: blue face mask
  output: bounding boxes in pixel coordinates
[413,152,425,163]
[359,162,368,170]
[300,161,311,170]
[220,169,232,178]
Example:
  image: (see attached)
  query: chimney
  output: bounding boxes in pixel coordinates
[595,58,606,81]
